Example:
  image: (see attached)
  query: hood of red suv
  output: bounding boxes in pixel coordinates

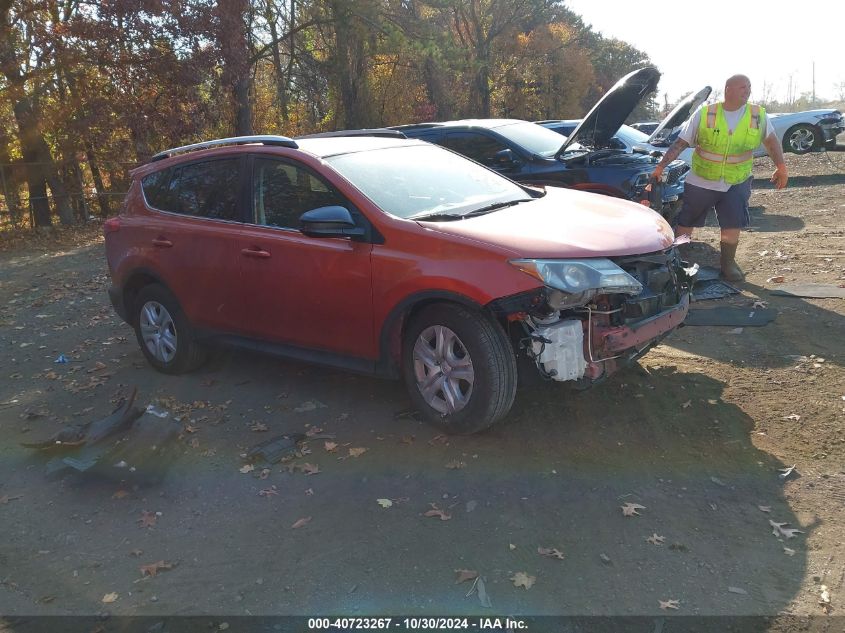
[417,186,674,258]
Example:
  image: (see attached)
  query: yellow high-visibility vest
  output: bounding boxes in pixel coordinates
[691,103,765,184]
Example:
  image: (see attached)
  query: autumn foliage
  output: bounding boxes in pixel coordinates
[0,0,656,229]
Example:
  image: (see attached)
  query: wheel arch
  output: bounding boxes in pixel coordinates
[119,268,170,326]
[377,291,503,379]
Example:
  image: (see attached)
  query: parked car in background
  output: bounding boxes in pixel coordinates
[630,121,659,134]
[396,67,689,218]
[762,109,844,155]
[105,134,690,434]
[539,86,713,167]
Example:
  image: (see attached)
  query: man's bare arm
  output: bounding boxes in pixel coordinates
[652,138,690,180]
[762,133,788,189]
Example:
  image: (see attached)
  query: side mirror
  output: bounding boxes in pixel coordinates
[300,206,365,239]
[492,148,522,168]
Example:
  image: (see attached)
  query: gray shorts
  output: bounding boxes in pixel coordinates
[675,178,752,229]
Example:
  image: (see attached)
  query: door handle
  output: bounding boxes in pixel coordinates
[152,238,173,248]
[241,247,271,259]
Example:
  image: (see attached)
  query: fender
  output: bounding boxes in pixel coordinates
[376,289,488,378]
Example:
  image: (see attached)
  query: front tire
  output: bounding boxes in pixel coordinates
[783,124,820,155]
[401,303,517,434]
[133,284,206,375]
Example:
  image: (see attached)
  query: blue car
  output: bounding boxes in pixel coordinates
[394,67,689,220]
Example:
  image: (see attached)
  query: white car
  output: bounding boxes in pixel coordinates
[761,110,844,155]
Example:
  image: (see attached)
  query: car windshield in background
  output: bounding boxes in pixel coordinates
[493,122,566,158]
[616,124,650,147]
[326,144,530,220]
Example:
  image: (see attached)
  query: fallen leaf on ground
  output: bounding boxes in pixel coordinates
[0,494,22,504]
[377,498,393,508]
[728,586,748,595]
[291,516,311,529]
[778,465,797,480]
[659,599,680,610]
[767,276,785,283]
[769,519,804,539]
[753,300,768,309]
[509,544,516,550]
[250,423,268,432]
[445,460,466,470]
[239,464,255,474]
[454,569,478,584]
[758,505,772,513]
[305,488,314,496]
[782,414,801,422]
[510,572,536,590]
[305,426,324,437]
[112,490,129,500]
[129,549,143,557]
[347,447,367,458]
[646,534,666,545]
[324,441,338,452]
[681,400,692,409]
[258,486,278,497]
[401,435,415,444]
[140,560,174,577]
[783,547,796,556]
[299,463,320,475]
[137,511,157,528]
[259,468,271,480]
[621,502,645,517]
[424,503,451,521]
[102,592,119,603]
[538,546,565,560]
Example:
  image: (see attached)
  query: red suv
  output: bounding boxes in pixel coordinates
[105,135,690,434]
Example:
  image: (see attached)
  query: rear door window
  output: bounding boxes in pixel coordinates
[142,158,242,221]
[441,132,509,167]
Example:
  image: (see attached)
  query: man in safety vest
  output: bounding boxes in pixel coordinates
[652,74,788,281]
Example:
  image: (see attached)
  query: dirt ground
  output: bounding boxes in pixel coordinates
[1,151,843,630]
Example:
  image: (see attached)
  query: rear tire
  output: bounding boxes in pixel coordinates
[401,303,517,434]
[133,284,206,375]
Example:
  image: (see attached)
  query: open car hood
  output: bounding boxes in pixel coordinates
[556,67,661,157]
[646,86,712,144]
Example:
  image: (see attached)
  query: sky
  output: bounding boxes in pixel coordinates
[565,0,843,106]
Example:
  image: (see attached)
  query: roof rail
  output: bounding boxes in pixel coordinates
[150,135,298,162]
[295,128,407,140]
[388,123,443,131]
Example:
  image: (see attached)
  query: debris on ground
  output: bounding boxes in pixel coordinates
[819,585,831,614]
[537,546,565,560]
[454,569,478,584]
[245,433,308,464]
[659,599,680,610]
[779,465,797,480]
[510,572,536,590]
[22,387,141,451]
[19,389,182,483]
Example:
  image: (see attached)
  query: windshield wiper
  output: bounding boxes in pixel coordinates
[408,211,465,221]
[464,198,532,217]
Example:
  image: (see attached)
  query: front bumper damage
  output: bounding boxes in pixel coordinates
[492,248,690,386]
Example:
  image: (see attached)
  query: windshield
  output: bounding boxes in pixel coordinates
[616,125,650,147]
[491,121,565,158]
[326,144,530,220]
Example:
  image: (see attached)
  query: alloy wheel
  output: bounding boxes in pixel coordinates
[412,325,474,415]
[139,300,178,363]
[788,127,815,153]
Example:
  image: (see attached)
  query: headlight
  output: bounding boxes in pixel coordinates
[633,172,651,188]
[510,258,643,296]
[814,112,842,121]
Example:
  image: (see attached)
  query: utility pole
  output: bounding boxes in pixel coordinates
[812,62,816,105]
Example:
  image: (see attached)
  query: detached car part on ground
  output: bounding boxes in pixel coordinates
[396,67,689,221]
[105,135,690,435]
